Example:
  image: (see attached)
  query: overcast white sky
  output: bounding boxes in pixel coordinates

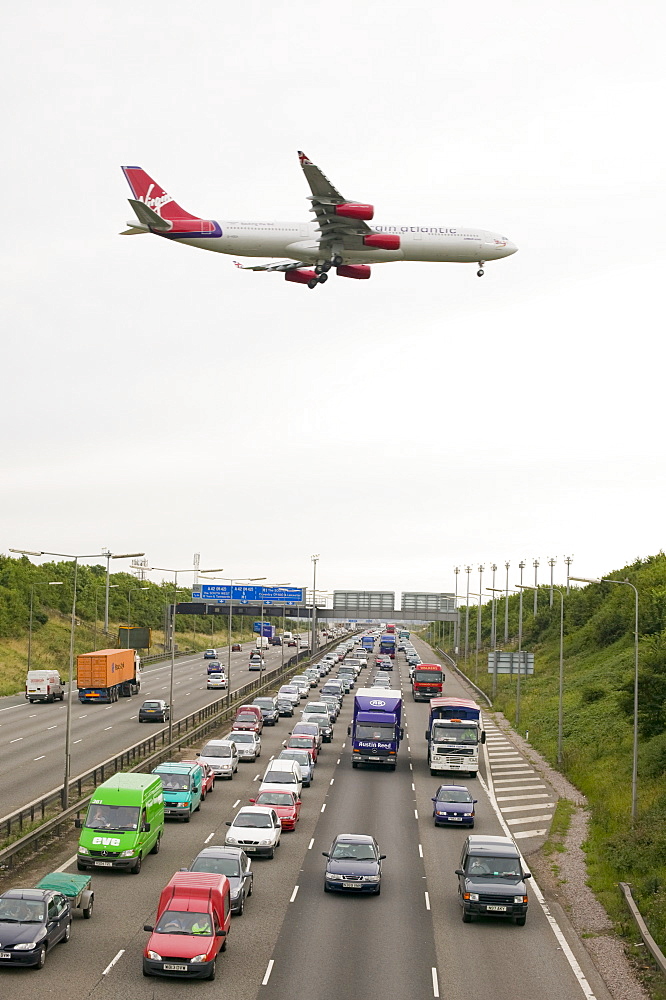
[2,1,664,602]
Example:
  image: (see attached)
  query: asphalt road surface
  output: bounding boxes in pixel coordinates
[0,639,612,1000]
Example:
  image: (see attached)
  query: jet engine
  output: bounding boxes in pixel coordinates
[285,269,318,284]
[336,265,371,280]
[363,234,400,250]
[334,203,374,221]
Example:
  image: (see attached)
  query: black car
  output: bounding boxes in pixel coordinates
[138,699,170,722]
[277,696,295,717]
[455,835,531,925]
[0,889,72,968]
[252,696,279,725]
[185,846,253,915]
[323,834,385,894]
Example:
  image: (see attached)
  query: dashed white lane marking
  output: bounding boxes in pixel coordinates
[418,844,423,857]
[9,738,22,743]
[254,774,260,781]
[320,803,326,813]
[290,886,299,903]
[411,783,415,791]
[308,838,314,850]
[337,758,340,764]
[103,726,112,731]
[425,891,431,910]
[233,799,240,808]
[432,967,440,998]
[262,959,274,985]
[78,715,87,718]
[205,832,215,843]
[29,714,37,718]
[34,755,46,761]
[103,950,125,975]
[73,739,82,744]
[414,809,419,819]
[507,815,554,826]
[330,778,334,785]
[47,725,57,730]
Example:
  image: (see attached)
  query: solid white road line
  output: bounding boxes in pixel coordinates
[103,950,125,975]
[290,886,299,903]
[262,959,274,985]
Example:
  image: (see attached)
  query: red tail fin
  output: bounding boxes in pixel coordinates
[121,166,200,222]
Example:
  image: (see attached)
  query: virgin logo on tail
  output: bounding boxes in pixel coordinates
[140,183,173,216]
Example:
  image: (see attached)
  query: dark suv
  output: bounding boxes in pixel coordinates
[455,834,531,925]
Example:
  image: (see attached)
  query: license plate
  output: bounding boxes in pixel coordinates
[448,817,462,821]
[0,952,11,959]
[344,881,363,888]
[486,904,507,911]
[94,861,113,867]
[244,846,256,852]
[163,963,188,972]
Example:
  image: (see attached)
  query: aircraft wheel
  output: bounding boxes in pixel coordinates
[315,264,324,274]
[318,273,328,284]
[477,269,484,277]
[333,255,343,266]
[307,279,318,289]
[322,261,332,272]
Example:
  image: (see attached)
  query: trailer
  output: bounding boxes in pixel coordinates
[35,873,94,918]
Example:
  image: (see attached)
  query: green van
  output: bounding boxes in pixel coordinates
[76,773,164,874]
[152,761,203,822]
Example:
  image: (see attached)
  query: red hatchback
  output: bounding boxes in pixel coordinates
[250,788,301,831]
[284,734,318,762]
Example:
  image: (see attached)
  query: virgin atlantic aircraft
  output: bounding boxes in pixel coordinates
[121,152,517,289]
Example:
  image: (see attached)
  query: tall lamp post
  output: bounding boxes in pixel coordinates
[464,566,472,660]
[125,587,150,647]
[28,581,64,668]
[10,547,139,809]
[311,555,320,656]
[453,566,460,653]
[146,565,223,742]
[94,584,118,649]
[101,550,146,635]
[516,561,526,727]
[571,576,640,822]
[475,565,484,678]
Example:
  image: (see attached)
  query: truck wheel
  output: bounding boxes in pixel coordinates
[29,699,35,704]
[131,856,142,874]
[59,691,64,700]
[83,895,94,919]
[430,769,437,776]
[150,836,161,855]
[77,861,87,872]
[183,812,191,823]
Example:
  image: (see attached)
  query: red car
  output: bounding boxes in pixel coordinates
[231,643,242,652]
[284,734,318,762]
[181,759,215,799]
[250,787,301,831]
[232,710,263,733]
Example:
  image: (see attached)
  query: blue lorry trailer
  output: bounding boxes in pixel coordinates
[349,689,403,770]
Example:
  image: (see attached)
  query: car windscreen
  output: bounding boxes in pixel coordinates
[233,813,273,828]
[331,843,376,860]
[254,700,274,708]
[257,792,293,806]
[141,702,163,710]
[436,788,473,802]
[156,774,190,791]
[229,731,253,743]
[0,899,45,922]
[466,855,521,877]
[264,770,296,783]
[85,803,141,830]
[155,909,212,935]
[279,751,310,765]
[414,670,442,683]
[235,714,257,723]
[202,745,231,756]
[190,858,240,877]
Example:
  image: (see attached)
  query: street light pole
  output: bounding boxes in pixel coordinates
[464,566,472,660]
[504,561,510,642]
[533,559,539,616]
[488,587,516,698]
[453,566,460,653]
[517,561,526,727]
[548,557,557,608]
[102,550,145,635]
[28,581,64,668]
[475,565,484,678]
[311,555,319,656]
[571,575,640,822]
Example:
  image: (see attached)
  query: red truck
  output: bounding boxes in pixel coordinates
[411,663,445,701]
[143,872,231,980]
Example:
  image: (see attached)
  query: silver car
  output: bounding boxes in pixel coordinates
[227,730,262,761]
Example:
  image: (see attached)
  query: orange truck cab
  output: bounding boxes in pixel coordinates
[143,872,231,980]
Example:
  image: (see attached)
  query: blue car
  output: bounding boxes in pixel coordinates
[431,784,477,827]
[323,833,385,894]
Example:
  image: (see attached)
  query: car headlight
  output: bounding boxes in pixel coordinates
[177,802,188,807]
[190,954,208,964]
[14,941,38,950]
[364,875,381,882]
[464,892,479,901]
[462,812,473,817]
[327,873,344,881]
[260,839,273,845]
[120,849,137,857]
[514,895,528,904]
[78,846,90,855]
[146,951,162,961]
[226,835,237,844]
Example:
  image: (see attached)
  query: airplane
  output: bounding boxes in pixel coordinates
[120,152,517,289]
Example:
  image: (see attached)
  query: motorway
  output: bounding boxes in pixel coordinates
[0,640,296,815]
[0,637,612,1000]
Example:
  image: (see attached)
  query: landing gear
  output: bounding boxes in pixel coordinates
[307,278,318,289]
[318,273,328,284]
[308,273,328,288]
[314,261,332,274]
[333,254,343,266]
[477,261,485,277]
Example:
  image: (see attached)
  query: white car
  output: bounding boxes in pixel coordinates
[197,738,239,779]
[291,676,311,699]
[225,806,281,858]
[227,730,262,761]
[207,672,228,690]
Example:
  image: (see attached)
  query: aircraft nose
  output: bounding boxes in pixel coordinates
[505,240,518,256]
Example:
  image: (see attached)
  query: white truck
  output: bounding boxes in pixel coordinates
[25,669,64,703]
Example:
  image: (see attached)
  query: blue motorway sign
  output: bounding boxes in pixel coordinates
[192,584,305,605]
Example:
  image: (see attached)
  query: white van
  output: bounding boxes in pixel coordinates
[256,636,269,650]
[25,670,64,703]
[259,759,303,798]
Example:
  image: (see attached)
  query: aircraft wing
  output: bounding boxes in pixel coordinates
[233,259,309,272]
[298,151,374,254]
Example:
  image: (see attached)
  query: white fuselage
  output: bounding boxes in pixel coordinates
[157,220,517,265]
